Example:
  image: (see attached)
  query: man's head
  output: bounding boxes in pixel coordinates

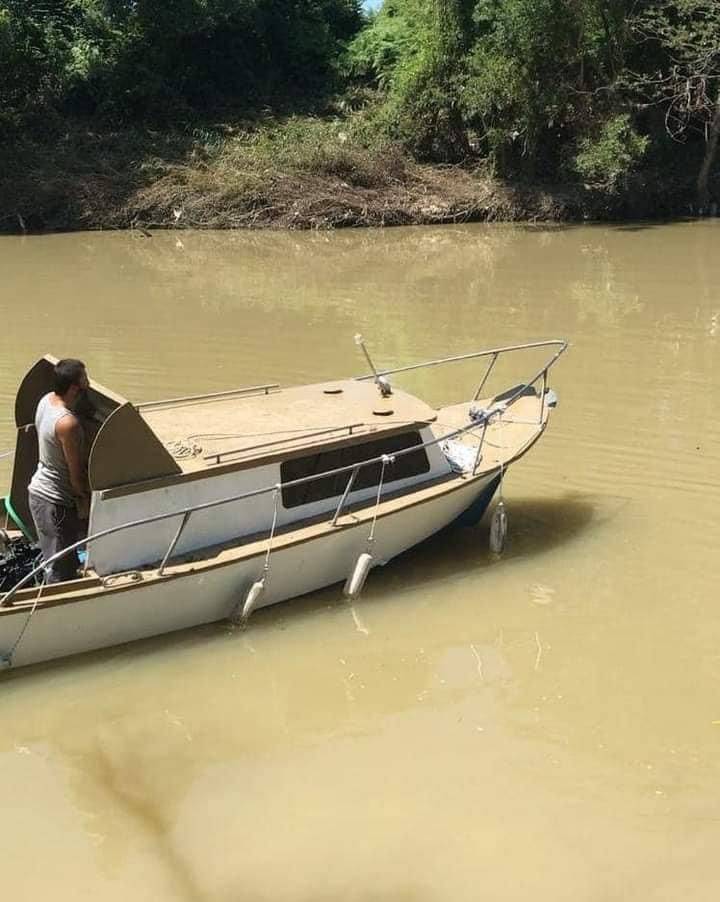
[54,359,89,404]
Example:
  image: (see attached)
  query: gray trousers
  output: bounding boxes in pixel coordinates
[28,492,82,584]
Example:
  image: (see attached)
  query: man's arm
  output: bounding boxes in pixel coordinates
[56,414,89,501]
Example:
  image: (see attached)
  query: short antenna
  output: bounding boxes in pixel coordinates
[355,334,379,379]
[354,334,392,397]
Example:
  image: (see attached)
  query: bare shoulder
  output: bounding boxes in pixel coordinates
[55,412,81,439]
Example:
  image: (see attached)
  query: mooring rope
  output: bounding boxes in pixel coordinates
[497,413,505,504]
[234,486,281,626]
[2,572,47,667]
[263,487,280,579]
[367,454,394,551]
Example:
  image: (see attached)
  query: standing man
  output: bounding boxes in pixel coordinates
[28,359,91,583]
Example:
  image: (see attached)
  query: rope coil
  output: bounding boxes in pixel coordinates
[164,439,202,460]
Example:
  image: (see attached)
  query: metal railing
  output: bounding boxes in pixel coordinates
[136,383,280,411]
[204,422,366,465]
[354,339,566,383]
[1,340,567,608]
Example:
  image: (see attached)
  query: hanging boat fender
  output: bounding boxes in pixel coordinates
[232,486,280,626]
[344,552,374,599]
[489,501,508,555]
[230,577,266,625]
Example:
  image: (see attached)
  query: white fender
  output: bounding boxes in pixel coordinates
[241,578,266,622]
[344,552,374,599]
[489,502,508,554]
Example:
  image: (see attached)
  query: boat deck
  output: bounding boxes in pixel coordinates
[434,389,550,470]
[139,379,438,472]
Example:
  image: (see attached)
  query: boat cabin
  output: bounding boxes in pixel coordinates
[6,357,452,577]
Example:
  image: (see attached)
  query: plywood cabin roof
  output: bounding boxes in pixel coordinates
[139,379,438,474]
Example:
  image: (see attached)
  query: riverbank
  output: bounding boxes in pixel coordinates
[0,118,701,233]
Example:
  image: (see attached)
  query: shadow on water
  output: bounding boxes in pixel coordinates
[609,217,701,232]
[514,217,702,235]
[233,491,601,629]
[3,493,597,682]
[357,491,598,599]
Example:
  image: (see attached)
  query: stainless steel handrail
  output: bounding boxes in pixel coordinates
[354,339,567,381]
[136,383,280,411]
[204,422,366,465]
[473,352,499,401]
[158,510,192,576]
[331,465,360,527]
[1,340,567,607]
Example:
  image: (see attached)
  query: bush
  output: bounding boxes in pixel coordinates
[574,115,649,191]
[348,0,472,162]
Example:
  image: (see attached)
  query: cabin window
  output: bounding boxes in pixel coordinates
[281,431,431,508]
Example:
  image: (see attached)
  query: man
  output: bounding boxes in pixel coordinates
[28,359,91,583]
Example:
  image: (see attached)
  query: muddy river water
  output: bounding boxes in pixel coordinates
[0,223,719,901]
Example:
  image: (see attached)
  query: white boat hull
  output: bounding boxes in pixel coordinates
[0,474,495,670]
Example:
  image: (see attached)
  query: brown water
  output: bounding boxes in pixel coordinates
[1,223,719,901]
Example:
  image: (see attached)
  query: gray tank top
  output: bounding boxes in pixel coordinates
[28,393,77,506]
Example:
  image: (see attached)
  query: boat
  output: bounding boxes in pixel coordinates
[0,338,566,670]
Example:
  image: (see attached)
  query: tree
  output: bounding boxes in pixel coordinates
[629,0,720,209]
[389,0,473,160]
[462,0,632,177]
[0,0,365,125]
[351,0,473,161]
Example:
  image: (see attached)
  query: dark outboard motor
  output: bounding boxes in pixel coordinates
[0,531,40,594]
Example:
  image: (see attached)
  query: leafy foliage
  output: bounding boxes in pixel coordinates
[0,0,364,125]
[345,0,424,89]
[463,0,606,174]
[627,0,720,141]
[574,114,649,190]
[2,0,720,202]
[349,0,473,161]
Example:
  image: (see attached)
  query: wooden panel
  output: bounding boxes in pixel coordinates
[89,403,182,491]
[15,355,128,427]
[15,356,57,427]
[140,379,437,467]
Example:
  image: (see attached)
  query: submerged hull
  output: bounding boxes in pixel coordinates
[0,473,496,670]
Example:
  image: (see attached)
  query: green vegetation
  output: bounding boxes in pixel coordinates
[1,0,719,229]
[352,0,719,196]
[574,115,649,192]
[0,0,362,125]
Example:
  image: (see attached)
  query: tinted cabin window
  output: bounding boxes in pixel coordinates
[281,431,430,509]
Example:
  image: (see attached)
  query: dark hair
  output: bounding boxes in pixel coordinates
[54,359,86,395]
